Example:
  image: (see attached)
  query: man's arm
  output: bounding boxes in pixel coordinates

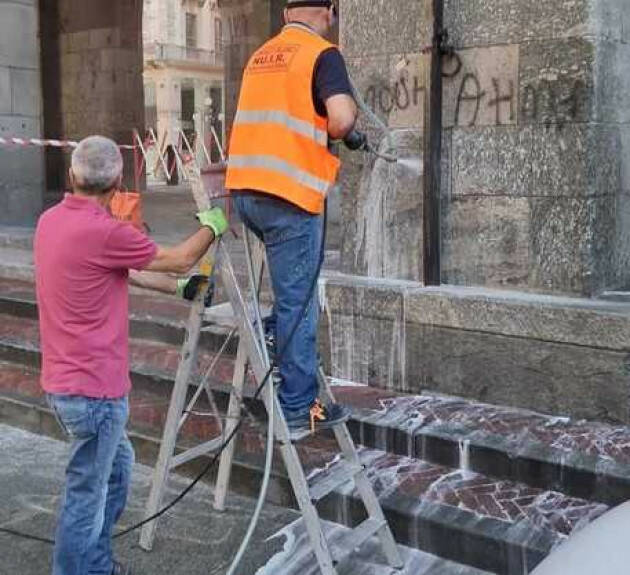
[143,227,214,275]
[326,94,358,140]
[142,206,228,275]
[129,270,178,294]
[314,48,358,139]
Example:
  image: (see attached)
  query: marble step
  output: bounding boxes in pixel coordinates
[0,360,607,575]
[263,518,495,575]
[1,299,629,510]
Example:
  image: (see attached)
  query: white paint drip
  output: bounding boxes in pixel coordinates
[458,438,473,478]
[326,376,367,387]
[355,155,384,277]
[256,520,299,575]
[306,453,342,482]
[257,518,471,574]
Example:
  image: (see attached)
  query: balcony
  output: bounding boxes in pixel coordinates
[144,43,224,69]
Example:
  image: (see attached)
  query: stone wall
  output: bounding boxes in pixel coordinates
[40,0,144,197]
[339,0,428,282]
[0,0,43,225]
[338,0,630,296]
[442,0,630,296]
[319,274,630,423]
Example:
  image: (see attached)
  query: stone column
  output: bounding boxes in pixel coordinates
[219,0,273,131]
[0,0,44,225]
[338,0,429,282]
[155,74,181,145]
[339,0,630,296]
[440,0,630,296]
[40,0,144,196]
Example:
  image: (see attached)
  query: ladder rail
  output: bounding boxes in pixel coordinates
[218,242,339,574]
[139,170,403,570]
[139,295,207,551]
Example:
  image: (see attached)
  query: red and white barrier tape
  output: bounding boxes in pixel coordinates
[0,136,136,150]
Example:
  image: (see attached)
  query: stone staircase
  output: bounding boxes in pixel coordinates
[2,271,630,574]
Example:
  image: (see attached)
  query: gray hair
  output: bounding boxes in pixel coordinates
[71,135,123,193]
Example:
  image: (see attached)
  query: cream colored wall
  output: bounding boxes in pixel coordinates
[143,0,220,51]
[143,0,225,146]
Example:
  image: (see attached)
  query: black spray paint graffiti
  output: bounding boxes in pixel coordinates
[364,51,587,127]
[364,75,425,115]
[521,79,588,125]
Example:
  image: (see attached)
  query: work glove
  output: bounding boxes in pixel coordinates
[343,129,369,152]
[196,207,228,238]
[176,274,214,303]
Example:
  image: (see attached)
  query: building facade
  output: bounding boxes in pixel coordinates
[143,0,225,156]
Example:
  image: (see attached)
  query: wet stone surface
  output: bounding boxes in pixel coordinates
[341,389,630,468]
[314,449,607,540]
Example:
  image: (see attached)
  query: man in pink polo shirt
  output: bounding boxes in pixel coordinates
[34,135,227,575]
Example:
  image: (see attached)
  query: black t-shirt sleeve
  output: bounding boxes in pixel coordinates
[312,47,354,117]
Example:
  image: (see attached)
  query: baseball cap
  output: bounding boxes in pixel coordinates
[286,1,335,9]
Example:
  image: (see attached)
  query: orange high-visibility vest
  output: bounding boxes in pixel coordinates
[225,24,341,214]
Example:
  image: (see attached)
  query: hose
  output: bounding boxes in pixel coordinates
[226,229,275,575]
[350,79,396,158]
[225,354,274,575]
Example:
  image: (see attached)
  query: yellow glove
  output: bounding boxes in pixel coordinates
[196,207,228,238]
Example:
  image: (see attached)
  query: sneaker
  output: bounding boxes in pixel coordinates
[265,332,276,361]
[285,400,350,438]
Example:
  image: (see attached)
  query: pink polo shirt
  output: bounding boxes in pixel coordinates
[34,194,157,398]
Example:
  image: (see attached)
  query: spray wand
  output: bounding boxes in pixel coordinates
[341,80,400,163]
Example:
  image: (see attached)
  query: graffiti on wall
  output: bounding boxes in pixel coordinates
[361,45,587,128]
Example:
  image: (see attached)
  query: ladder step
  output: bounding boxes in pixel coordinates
[203,302,272,329]
[330,518,387,565]
[169,437,223,469]
[308,461,362,502]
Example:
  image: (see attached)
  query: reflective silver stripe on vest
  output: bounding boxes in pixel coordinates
[234,110,328,147]
[228,154,332,196]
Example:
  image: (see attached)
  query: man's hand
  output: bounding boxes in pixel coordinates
[176,274,210,301]
[197,207,228,238]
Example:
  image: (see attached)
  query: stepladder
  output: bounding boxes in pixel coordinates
[139,168,404,574]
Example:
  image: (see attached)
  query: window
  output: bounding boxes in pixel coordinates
[214,17,223,53]
[144,82,157,130]
[185,13,198,48]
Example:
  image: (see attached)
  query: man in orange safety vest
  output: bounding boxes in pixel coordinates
[225,0,366,436]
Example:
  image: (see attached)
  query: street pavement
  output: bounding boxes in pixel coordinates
[0,423,298,575]
[0,424,482,575]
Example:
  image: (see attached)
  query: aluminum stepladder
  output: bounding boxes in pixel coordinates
[139,169,404,574]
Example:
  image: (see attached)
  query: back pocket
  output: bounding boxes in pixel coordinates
[49,395,95,439]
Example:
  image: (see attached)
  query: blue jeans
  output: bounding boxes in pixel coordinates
[48,394,134,575]
[232,191,323,415]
